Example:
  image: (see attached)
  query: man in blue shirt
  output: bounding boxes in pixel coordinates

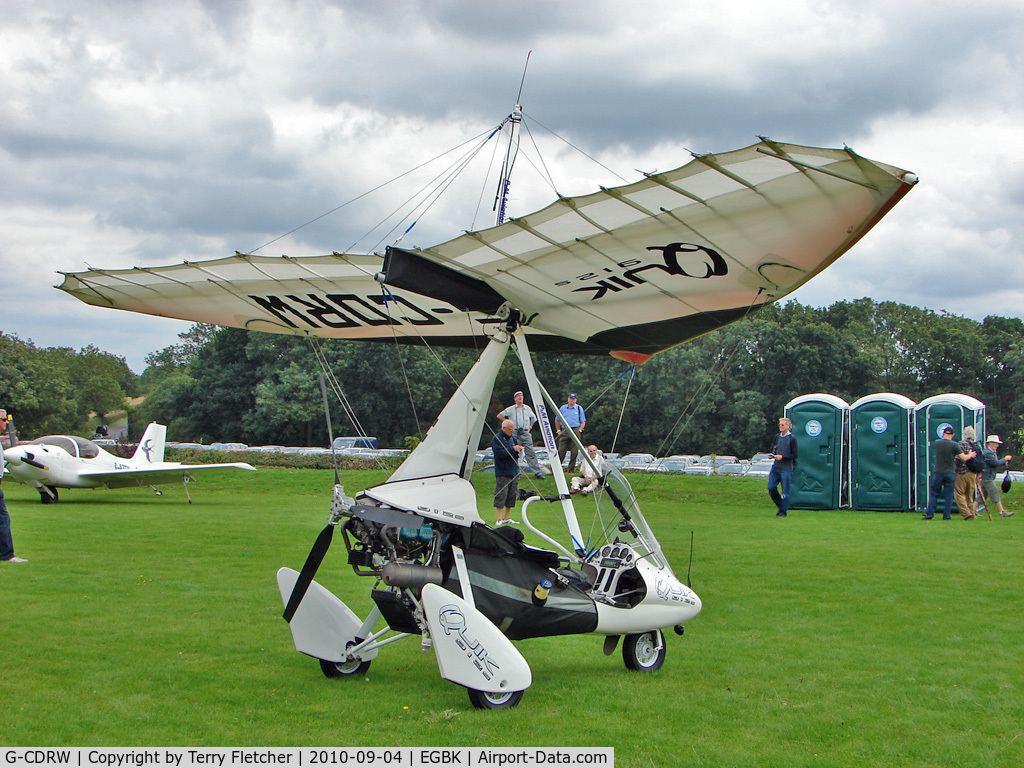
[555,394,586,473]
[491,419,523,526]
[768,417,798,517]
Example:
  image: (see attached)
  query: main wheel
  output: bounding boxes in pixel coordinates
[319,656,371,678]
[467,688,525,709]
[622,630,666,672]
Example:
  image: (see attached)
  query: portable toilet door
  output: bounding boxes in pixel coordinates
[914,394,986,512]
[784,394,850,510]
[849,393,916,511]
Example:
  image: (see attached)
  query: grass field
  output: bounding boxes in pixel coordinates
[1,468,1022,766]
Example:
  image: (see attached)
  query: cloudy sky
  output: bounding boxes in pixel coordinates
[3,0,1023,372]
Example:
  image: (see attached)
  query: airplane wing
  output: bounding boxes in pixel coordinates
[79,462,256,489]
[57,140,915,360]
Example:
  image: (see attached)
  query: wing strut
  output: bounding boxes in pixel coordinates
[512,331,584,555]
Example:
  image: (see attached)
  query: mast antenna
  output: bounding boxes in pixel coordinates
[494,51,532,225]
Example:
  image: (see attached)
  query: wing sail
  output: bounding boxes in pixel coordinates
[58,140,915,358]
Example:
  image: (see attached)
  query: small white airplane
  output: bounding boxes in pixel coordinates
[2,422,256,503]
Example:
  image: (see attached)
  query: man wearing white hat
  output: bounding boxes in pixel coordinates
[980,435,1014,517]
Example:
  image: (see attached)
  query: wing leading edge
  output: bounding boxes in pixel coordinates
[57,140,916,359]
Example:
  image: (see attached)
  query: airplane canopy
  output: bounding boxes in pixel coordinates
[29,435,101,459]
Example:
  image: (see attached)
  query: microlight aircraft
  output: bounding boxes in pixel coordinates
[2,422,255,503]
[57,129,916,707]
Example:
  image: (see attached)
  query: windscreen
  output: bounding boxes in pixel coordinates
[588,465,671,574]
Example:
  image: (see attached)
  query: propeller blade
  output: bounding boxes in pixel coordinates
[282,523,336,623]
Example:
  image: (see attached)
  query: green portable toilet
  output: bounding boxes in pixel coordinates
[785,394,849,510]
[849,393,916,511]
[914,394,986,512]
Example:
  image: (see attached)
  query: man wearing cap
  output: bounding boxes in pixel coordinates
[924,426,966,520]
[0,408,28,563]
[980,435,1014,517]
[497,391,547,479]
[555,394,586,474]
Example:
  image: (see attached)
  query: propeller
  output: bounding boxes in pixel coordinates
[282,371,346,623]
[282,522,335,623]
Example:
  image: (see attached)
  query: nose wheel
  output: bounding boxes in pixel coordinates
[622,630,666,672]
[467,688,525,709]
[319,656,372,678]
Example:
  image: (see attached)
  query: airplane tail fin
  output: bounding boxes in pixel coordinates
[133,423,167,464]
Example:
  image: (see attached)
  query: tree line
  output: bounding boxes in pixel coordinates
[4,298,1024,461]
[0,334,138,436]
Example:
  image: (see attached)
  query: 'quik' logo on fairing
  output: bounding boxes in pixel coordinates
[656,577,698,606]
[556,242,728,301]
[438,605,501,680]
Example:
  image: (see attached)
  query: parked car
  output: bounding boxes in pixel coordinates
[618,453,655,469]
[210,442,247,451]
[332,436,378,450]
[683,465,714,476]
[668,455,699,465]
[719,463,749,476]
[745,460,774,477]
[646,458,692,474]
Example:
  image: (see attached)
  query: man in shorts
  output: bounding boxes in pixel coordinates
[980,435,1014,517]
[491,419,523,526]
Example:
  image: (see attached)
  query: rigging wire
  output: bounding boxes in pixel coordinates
[378,285,423,440]
[519,120,561,197]
[247,125,495,256]
[624,289,770,499]
[470,128,507,231]
[304,335,390,474]
[360,130,499,254]
[608,366,636,458]
[521,110,631,184]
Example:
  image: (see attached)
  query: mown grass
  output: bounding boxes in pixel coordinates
[1,469,1022,766]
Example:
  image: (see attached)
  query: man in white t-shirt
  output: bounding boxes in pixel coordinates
[571,444,605,495]
[497,391,548,478]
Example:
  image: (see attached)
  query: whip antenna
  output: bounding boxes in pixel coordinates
[686,531,694,589]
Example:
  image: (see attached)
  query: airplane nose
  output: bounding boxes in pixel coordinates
[3,446,46,470]
[691,590,703,615]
